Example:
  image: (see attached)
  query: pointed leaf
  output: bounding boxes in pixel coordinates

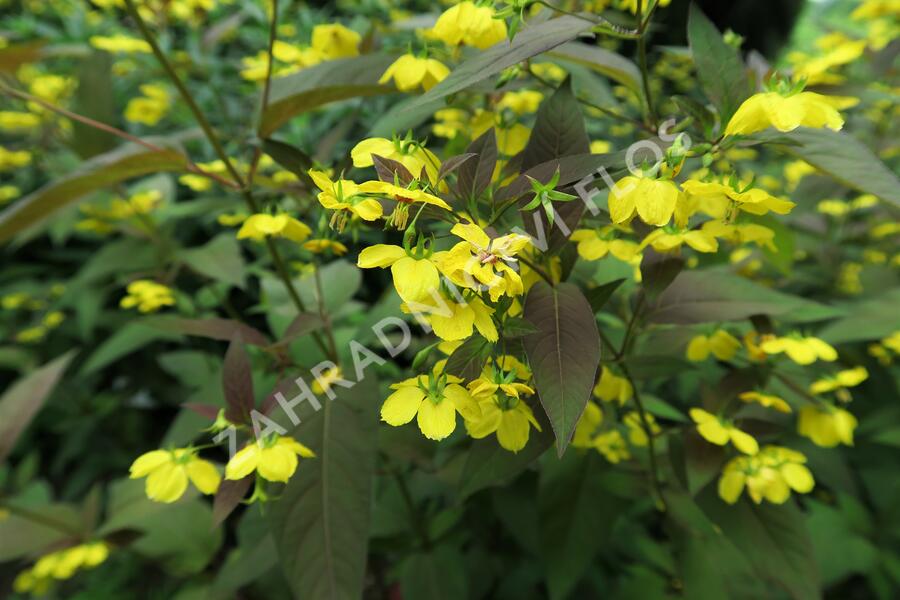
[222,338,254,424]
[456,129,497,201]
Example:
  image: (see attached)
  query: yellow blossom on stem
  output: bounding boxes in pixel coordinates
[690,408,759,455]
[350,137,441,184]
[310,23,360,60]
[809,366,868,395]
[431,1,507,50]
[797,404,857,447]
[237,213,312,243]
[129,448,220,503]
[718,445,814,504]
[120,280,175,313]
[681,179,796,216]
[308,170,383,229]
[739,391,793,413]
[724,90,845,137]
[357,244,444,304]
[404,290,499,342]
[303,238,348,255]
[609,173,681,227]
[379,54,450,92]
[593,366,633,405]
[760,335,837,365]
[225,435,315,483]
[570,227,640,262]
[686,329,742,362]
[439,222,531,302]
[381,371,481,440]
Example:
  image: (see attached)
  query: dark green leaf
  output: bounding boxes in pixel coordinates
[817,288,900,343]
[0,351,75,462]
[640,250,685,302]
[0,143,186,243]
[401,547,468,600]
[222,338,254,424]
[82,322,182,374]
[71,52,117,158]
[262,138,314,184]
[444,335,491,381]
[521,76,590,171]
[585,278,626,313]
[456,129,497,201]
[180,234,246,289]
[688,4,752,126]
[547,42,642,98]
[142,316,269,347]
[268,383,377,600]
[646,270,843,324]
[260,54,398,136]
[523,282,600,456]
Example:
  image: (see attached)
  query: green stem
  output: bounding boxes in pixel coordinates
[247,0,280,186]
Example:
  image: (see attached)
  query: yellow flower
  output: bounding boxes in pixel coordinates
[358,244,444,303]
[308,169,381,223]
[129,448,220,503]
[303,238,348,255]
[350,137,441,184]
[809,366,868,395]
[431,1,507,50]
[438,222,531,302]
[0,111,41,132]
[718,445,814,505]
[594,430,631,463]
[690,408,759,455]
[640,225,720,254]
[618,0,671,14]
[623,411,660,447]
[792,40,867,85]
[312,366,344,395]
[89,34,151,53]
[570,227,640,262]
[496,90,543,115]
[469,110,532,156]
[381,372,481,440]
[217,212,248,227]
[124,83,171,126]
[797,405,857,447]
[225,435,315,482]
[590,140,612,154]
[760,335,837,365]
[357,179,452,229]
[310,23,360,60]
[739,391,792,413]
[609,173,681,226]
[724,91,844,137]
[43,310,65,328]
[0,184,20,204]
[851,0,900,20]
[0,147,32,171]
[572,401,604,448]
[405,291,499,342]
[237,213,312,242]
[19,542,109,587]
[593,366,633,405]
[686,330,742,362]
[379,54,450,92]
[120,280,175,313]
[681,179,796,216]
[465,361,540,452]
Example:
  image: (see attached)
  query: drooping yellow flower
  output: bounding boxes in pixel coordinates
[809,366,868,395]
[681,179,796,216]
[760,335,838,365]
[124,83,171,126]
[593,366,633,405]
[379,54,450,92]
[404,290,499,342]
[129,448,220,503]
[797,405,857,447]
[609,173,681,227]
[465,361,540,452]
[739,391,792,413]
[851,0,900,21]
[225,435,315,483]
[303,238,348,255]
[0,147,32,171]
[89,34,151,53]
[308,169,383,229]
[623,411,660,447]
[572,400,604,448]
[640,225,720,254]
[724,91,845,137]
[357,244,444,303]
[0,184,20,204]
[357,179,452,228]
[0,111,41,132]
[237,213,312,243]
[496,90,544,115]
[350,137,441,184]
[570,227,640,262]
[439,222,531,302]
[310,23,360,60]
[469,109,532,156]
[686,330,742,362]
[618,0,671,14]
[381,371,480,440]
[14,542,109,593]
[431,1,507,50]
[791,40,867,85]
[690,408,759,455]
[718,445,814,505]
[120,280,175,313]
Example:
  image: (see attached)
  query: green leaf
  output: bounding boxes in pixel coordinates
[523,282,600,456]
[817,288,900,343]
[130,499,223,575]
[456,403,554,500]
[646,269,843,325]
[259,54,398,136]
[180,234,246,289]
[547,42,642,98]
[757,127,900,208]
[698,494,820,599]
[82,321,183,374]
[444,335,491,382]
[141,316,269,347]
[521,76,590,171]
[405,15,595,113]
[687,4,752,126]
[0,142,186,243]
[0,351,75,462]
[262,138,314,184]
[539,452,625,600]
[296,259,362,313]
[585,278,625,313]
[456,129,497,201]
[268,382,378,600]
[70,52,117,158]
[400,547,468,600]
[640,250,685,303]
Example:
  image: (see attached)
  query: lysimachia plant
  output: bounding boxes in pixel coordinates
[0,0,899,598]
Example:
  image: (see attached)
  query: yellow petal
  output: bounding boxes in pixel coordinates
[225,444,260,480]
[145,462,189,503]
[444,383,481,421]
[496,409,530,452]
[257,445,299,482]
[391,256,440,303]
[417,397,457,440]
[186,459,221,495]
[351,138,395,168]
[129,450,171,478]
[358,244,406,268]
[781,463,815,493]
[718,470,746,504]
[729,428,759,455]
[382,386,425,426]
